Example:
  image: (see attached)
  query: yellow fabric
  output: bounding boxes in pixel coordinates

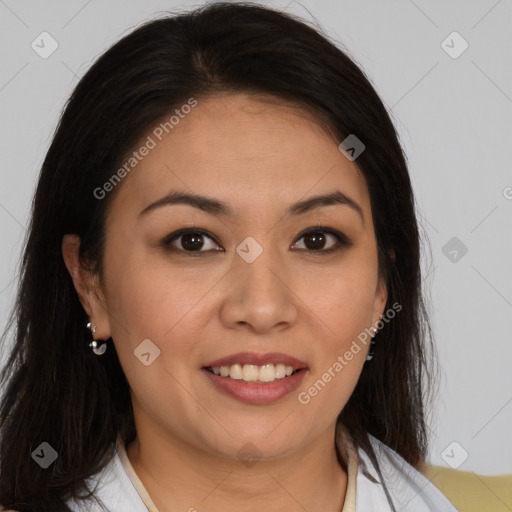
[422,464,512,512]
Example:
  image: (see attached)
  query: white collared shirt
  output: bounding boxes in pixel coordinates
[65,428,459,511]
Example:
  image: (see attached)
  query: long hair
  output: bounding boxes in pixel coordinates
[0,2,436,510]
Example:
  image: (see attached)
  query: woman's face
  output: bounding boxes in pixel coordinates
[80,93,387,460]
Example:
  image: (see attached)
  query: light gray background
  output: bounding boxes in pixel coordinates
[1,0,511,476]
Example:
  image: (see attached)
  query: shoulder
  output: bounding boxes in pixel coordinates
[64,441,149,512]
[356,435,460,511]
[421,464,512,512]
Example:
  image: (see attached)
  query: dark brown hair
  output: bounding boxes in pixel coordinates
[0,2,436,510]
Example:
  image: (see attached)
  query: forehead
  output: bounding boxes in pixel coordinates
[108,93,371,222]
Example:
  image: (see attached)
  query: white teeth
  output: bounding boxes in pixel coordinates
[275,363,286,379]
[209,363,300,383]
[229,364,243,380]
[259,364,275,382]
[242,364,259,382]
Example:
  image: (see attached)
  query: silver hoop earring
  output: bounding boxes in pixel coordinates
[87,321,107,355]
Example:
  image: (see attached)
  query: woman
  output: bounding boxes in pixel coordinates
[0,2,459,511]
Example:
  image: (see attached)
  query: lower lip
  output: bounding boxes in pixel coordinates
[201,368,307,404]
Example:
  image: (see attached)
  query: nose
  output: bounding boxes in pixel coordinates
[219,246,298,334]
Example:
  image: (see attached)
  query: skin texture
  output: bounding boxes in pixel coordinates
[62,93,388,512]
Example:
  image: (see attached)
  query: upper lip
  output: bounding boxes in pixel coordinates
[203,352,308,370]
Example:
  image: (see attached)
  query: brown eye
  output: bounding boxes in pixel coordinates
[292,228,352,253]
[179,232,207,251]
[302,231,330,250]
[163,229,222,253]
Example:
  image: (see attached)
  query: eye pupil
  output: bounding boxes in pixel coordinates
[304,232,326,250]
[181,233,204,251]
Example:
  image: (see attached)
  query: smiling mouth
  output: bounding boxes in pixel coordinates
[203,363,302,383]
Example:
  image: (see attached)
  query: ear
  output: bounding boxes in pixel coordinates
[61,234,111,340]
[370,248,394,329]
[371,273,388,331]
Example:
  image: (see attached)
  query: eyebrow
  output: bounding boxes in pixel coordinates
[138,189,364,223]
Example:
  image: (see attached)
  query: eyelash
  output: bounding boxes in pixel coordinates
[160,227,353,256]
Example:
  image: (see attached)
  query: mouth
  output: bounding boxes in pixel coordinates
[202,352,308,382]
[203,363,303,383]
[201,352,309,404]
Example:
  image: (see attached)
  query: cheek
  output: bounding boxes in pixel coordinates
[296,333,366,424]
[103,257,206,427]
[299,252,378,332]
[104,245,205,337]
[102,246,212,386]
[293,253,377,409]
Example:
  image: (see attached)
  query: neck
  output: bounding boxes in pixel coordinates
[125,425,348,512]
